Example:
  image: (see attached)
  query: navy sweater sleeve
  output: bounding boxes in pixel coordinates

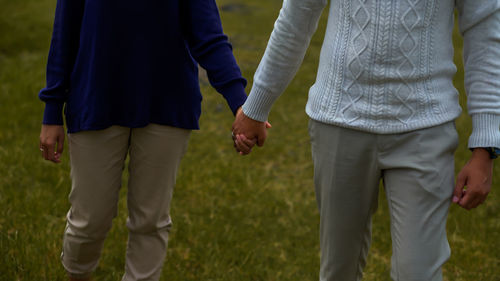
[39,0,85,125]
[182,0,248,115]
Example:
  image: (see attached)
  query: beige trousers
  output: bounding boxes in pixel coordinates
[62,124,190,280]
[309,120,458,281]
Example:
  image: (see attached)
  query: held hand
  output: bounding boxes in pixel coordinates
[233,134,257,155]
[453,148,493,210]
[231,107,271,155]
[39,124,65,163]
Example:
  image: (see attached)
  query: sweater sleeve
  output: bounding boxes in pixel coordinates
[456,0,500,148]
[39,0,85,125]
[242,0,327,122]
[183,0,247,115]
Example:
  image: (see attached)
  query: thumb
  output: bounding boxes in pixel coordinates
[453,172,467,203]
[265,121,272,129]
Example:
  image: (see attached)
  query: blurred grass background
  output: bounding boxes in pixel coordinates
[0,0,499,280]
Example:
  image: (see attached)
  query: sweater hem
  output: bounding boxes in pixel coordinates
[66,121,199,134]
[305,108,462,135]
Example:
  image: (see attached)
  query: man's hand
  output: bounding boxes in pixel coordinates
[231,107,271,155]
[39,124,65,163]
[453,148,494,210]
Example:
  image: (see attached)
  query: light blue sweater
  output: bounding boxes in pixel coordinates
[243,0,500,148]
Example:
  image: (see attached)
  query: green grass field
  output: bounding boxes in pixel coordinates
[0,0,499,280]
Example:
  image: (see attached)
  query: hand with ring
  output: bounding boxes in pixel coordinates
[39,124,65,163]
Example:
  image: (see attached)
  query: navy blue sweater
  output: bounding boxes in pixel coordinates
[39,0,247,133]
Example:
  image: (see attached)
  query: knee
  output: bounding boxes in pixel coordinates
[66,208,116,239]
[127,215,172,234]
[394,265,443,281]
[393,247,450,281]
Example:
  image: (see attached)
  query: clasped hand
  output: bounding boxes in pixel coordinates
[231,107,271,155]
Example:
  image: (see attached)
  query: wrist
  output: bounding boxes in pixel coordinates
[471,147,497,160]
[43,102,64,125]
[236,106,242,116]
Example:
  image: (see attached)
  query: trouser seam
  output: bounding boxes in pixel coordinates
[384,177,400,281]
[353,209,373,281]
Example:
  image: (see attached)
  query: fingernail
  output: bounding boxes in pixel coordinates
[452,196,459,203]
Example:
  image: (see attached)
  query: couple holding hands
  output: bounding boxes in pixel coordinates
[39,0,499,280]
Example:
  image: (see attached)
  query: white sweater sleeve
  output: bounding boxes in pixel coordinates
[456,0,500,148]
[242,0,327,122]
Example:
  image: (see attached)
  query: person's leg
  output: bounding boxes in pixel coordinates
[309,120,382,281]
[122,124,190,281]
[381,122,458,281]
[63,126,131,279]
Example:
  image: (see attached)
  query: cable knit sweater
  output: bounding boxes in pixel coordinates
[242,0,500,148]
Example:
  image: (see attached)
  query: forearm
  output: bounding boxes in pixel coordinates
[184,0,247,114]
[243,0,327,122]
[457,0,500,148]
[39,0,85,124]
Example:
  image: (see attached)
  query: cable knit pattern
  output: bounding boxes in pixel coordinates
[242,0,500,148]
[394,0,421,123]
[341,0,371,124]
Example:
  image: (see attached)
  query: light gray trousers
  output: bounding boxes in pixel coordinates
[309,119,458,281]
[63,124,190,280]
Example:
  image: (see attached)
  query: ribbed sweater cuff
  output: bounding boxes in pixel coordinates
[468,113,500,148]
[242,86,277,122]
[42,102,64,125]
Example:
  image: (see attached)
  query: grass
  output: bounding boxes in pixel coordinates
[0,0,499,280]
